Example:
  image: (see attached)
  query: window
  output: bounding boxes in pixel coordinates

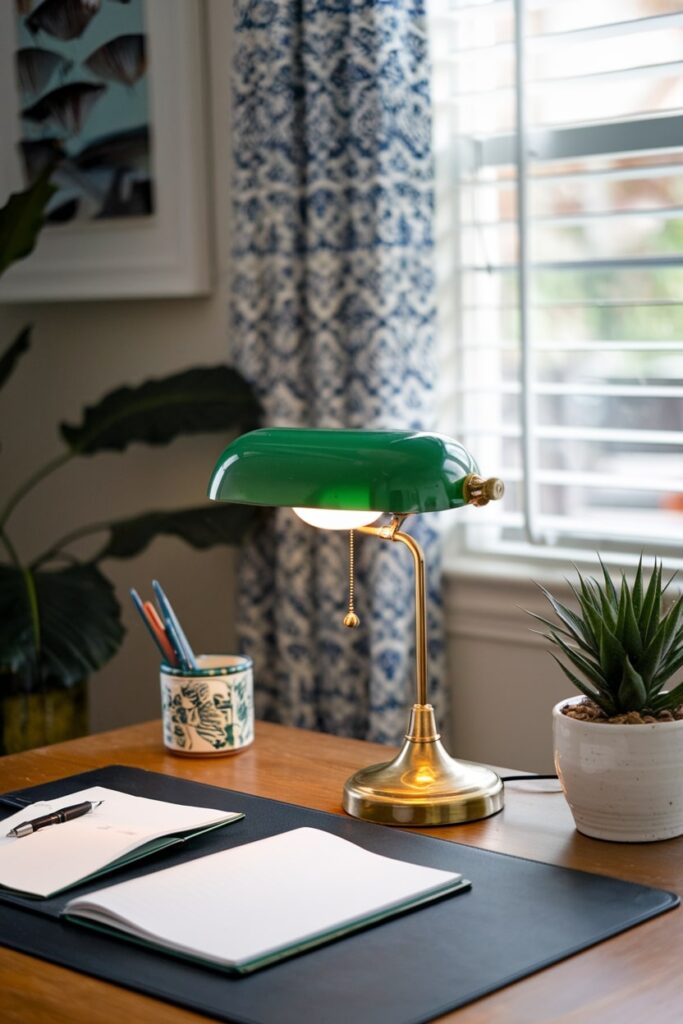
[429,0,683,566]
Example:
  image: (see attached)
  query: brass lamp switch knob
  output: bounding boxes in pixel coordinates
[464,474,505,507]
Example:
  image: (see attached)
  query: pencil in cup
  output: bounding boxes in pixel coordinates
[129,588,178,666]
[144,602,177,665]
[152,580,198,671]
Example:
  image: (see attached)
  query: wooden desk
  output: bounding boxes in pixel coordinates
[0,720,679,1024]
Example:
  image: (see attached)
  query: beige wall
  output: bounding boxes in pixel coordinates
[0,2,570,771]
[445,571,574,773]
[0,2,238,734]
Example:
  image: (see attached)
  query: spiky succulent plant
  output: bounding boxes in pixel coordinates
[531,559,683,718]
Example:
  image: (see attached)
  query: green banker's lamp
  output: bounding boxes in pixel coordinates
[208,428,505,827]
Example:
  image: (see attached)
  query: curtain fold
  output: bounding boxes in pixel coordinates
[232,0,444,743]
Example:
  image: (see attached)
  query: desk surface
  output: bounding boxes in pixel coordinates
[0,720,680,1024]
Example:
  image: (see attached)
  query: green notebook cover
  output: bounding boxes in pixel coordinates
[64,876,470,974]
[48,816,245,898]
[62,827,471,974]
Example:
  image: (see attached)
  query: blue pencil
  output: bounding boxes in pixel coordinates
[151,580,198,671]
[129,588,178,666]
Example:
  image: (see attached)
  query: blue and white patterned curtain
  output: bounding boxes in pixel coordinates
[231,0,444,744]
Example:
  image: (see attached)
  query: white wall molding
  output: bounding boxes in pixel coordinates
[444,570,573,647]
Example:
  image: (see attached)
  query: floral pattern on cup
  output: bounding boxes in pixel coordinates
[160,655,253,756]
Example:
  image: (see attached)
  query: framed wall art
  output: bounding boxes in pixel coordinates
[0,0,211,300]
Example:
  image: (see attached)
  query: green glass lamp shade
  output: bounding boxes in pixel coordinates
[208,428,479,513]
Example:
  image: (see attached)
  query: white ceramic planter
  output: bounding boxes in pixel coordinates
[553,697,683,842]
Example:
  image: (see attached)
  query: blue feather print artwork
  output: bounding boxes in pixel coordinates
[13,0,154,222]
[16,46,73,95]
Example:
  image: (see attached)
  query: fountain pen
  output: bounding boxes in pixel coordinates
[6,799,103,838]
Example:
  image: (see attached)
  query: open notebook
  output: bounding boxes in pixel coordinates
[63,826,470,974]
[0,786,243,898]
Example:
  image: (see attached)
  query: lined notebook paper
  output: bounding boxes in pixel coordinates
[63,826,470,973]
[0,786,243,898]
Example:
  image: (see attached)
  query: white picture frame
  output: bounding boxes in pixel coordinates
[0,0,212,301]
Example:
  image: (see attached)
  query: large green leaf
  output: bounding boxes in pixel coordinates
[60,366,262,455]
[0,326,31,391]
[96,503,258,561]
[0,171,55,277]
[0,563,123,687]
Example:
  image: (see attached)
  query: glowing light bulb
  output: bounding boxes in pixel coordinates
[293,508,382,530]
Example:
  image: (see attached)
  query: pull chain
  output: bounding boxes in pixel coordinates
[343,530,360,628]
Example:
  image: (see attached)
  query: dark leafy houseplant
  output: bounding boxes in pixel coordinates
[0,178,262,714]
[530,558,683,721]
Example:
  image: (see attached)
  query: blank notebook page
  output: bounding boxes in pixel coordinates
[0,786,241,897]
[65,826,463,967]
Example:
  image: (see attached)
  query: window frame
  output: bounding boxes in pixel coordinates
[431,0,683,570]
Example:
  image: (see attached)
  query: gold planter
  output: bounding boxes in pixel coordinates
[0,678,88,755]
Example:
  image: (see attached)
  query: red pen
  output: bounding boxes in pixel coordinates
[129,588,178,666]
[144,601,178,666]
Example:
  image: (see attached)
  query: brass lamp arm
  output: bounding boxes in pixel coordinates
[358,516,428,708]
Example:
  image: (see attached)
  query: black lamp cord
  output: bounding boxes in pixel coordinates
[501,774,558,782]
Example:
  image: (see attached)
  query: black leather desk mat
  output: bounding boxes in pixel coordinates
[0,765,677,1024]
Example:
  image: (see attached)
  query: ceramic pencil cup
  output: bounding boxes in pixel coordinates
[160,655,254,756]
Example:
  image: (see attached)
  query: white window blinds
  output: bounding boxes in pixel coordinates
[429,0,683,561]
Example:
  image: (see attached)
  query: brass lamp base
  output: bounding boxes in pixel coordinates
[343,705,504,827]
